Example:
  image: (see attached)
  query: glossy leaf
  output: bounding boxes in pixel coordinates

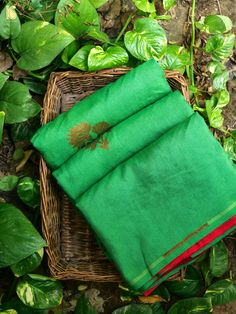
[16,274,63,309]
[214,90,230,107]
[61,41,80,64]
[87,28,111,43]
[0,310,17,314]
[88,46,129,71]
[0,5,21,39]
[11,117,40,143]
[199,15,233,34]
[0,81,41,124]
[159,45,191,73]
[74,295,98,314]
[0,298,47,314]
[201,260,213,287]
[223,136,236,161]
[17,177,40,208]
[124,18,167,61]
[165,265,202,298]
[112,304,152,314]
[210,240,229,277]
[89,0,109,8]
[132,0,156,13]
[23,78,47,95]
[0,175,19,192]
[11,248,44,277]
[204,279,236,305]
[0,73,9,90]
[167,297,213,314]
[151,285,170,302]
[163,0,177,11]
[0,111,4,145]
[11,21,74,71]
[25,0,58,22]
[0,203,46,268]
[205,33,235,61]
[69,45,95,71]
[205,97,224,129]
[55,0,100,38]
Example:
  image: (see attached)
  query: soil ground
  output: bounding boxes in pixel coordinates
[0,0,235,313]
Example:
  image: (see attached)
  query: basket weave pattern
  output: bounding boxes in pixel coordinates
[40,68,189,281]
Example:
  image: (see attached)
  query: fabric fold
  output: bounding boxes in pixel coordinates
[74,113,236,292]
[31,59,171,169]
[52,91,193,200]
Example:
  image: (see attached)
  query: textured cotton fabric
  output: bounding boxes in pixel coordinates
[74,113,236,292]
[53,91,193,200]
[31,59,171,169]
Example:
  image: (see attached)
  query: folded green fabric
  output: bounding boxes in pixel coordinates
[53,91,193,200]
[31,59,171,169]
[74,113,236,292]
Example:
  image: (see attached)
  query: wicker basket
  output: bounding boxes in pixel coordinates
[40,68,190,282]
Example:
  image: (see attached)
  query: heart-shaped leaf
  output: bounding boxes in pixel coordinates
[124,18,167,61]
[205,96,224,128]
[55,0,100,38]
[17,177,40,208]
[69,45,96,70]
[11,21,74,71]
[87,28,111,43]
[205,33,235,61]
[223,136,236,161]
[0,310,17,314]
[74,295,98,314]
[212,70,229,91]
[112,304,153,314]
[0,298,47,314]
[163,0,177,11]
[0,175,19,192]
[25,0,58,22]
[159,45,190,73]
[0,73,9,90]
[210,240,229,277]
[198,15,233,34]
[0,5,21,39]
[165,265,202,298]
[201,260,213,287]
[88,46,129,71]
[167,297,213,314]
[62,41,80,64]
[0,203,46,268]
[0,111,5,144]
[16,274,63,309]
[132,0,156,13]
[0,81,41,124]
[204,279,236,305]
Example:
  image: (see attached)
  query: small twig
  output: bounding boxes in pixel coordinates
[115,14,134,44]
[190,0,196,87]
[216,0,222,15]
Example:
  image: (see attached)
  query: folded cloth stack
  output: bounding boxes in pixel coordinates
[32,59,236,295]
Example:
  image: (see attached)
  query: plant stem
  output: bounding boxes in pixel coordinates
[115,15,133,44]
[190,0,196,87]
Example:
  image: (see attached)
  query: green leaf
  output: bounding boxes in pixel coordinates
[112,304,153,314]
[205,97,224,129]
[152,285,170,302]
[212,70,229,91]
[0,73,9,90]
[0,81,41,124]
[0,298,47,314]
[11,248,44,277]
[168,298,213,314]
[165,265,202,298]
[11,21,74,71]
[0,310,17,314]
[23,78,47,95]
[16,274,63,309]
[201,260,213,287]
[55,0,100,38]
[163,0,177,11]
[11,116,40,143]
[89,0,109,8]
[214,89,230,107]
[69,45,95,71]
[87,28,111,43]
[25,0,58,22]
[205,33,235,61]
[124,18,167,61]
[0,175,19,192]
[88,46,129,71]
[132,0,156,13]
[210,240,229,277]
[0,203,46,268]
[0,111,5,145]
[159,45,191,74]
[201,15,233,34]
[17,177,40,208]
[13,148,25,161]
[74,295,98,314]
[150,303,165,314]
[223,136,236,161]
[61,41,80,64]
[0,5,21,39]
[204,279,236,305]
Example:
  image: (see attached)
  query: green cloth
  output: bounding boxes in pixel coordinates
[73,113,236,292]
[31,59,171,169]
[53,91,193,200]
